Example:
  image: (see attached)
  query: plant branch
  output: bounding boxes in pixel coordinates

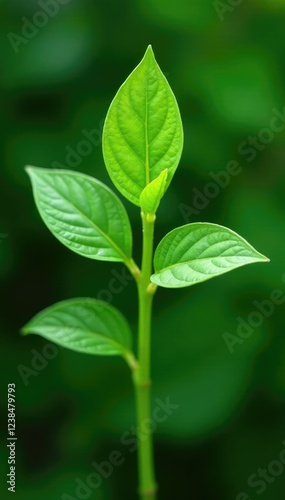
[126,257,141,282]
[133,211,157,500]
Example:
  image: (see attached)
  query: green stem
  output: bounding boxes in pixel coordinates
[133,212,157,500]
[126,257,141,282]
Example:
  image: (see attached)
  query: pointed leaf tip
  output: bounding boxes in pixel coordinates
[26,168,133,262]
[103,47,183,205]
[145,44,154,56]
[21,298,133,357]
[25,165,33,175]
[140,168,168,214]
[152,223,269,288]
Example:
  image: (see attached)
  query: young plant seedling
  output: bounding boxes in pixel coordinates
[22,46,269,500]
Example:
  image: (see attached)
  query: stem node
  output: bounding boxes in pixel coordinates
[135,212,157,499]
[138,484,158,499]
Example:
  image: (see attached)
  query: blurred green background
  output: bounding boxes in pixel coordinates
[1,0,285,499]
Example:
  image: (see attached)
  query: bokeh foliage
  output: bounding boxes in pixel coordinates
[1,0,285,498]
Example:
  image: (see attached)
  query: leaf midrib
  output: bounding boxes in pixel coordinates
[25,324,128,354]
[145,73,150,185]
[34,174,130,262]
[155,254,263,274]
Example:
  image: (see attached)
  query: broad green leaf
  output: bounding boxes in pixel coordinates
[21,298,133,357]
[140,168,168,214]
[151,223,269,288]
[26,167,132,263]
[103,45,183,206]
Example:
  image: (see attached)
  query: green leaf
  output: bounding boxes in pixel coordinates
[151,223,269,288]
[26,167,132,263]
[21,298,133,357]
[102,45,183,206]
[139,168,168,214]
